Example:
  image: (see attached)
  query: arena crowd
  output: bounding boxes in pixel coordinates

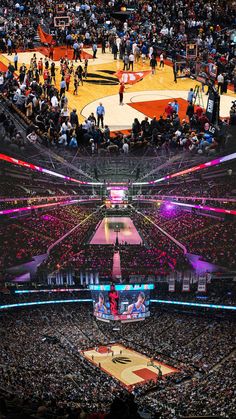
[0,2,236,418]
[0,0,235,157]
[0,304,235,418]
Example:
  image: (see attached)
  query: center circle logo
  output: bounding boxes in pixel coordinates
[112,357,132,364]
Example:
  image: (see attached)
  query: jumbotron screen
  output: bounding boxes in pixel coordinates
[107,186,128,204]
[89,284,154,321]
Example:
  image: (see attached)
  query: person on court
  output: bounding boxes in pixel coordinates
[124,292,146,314]
[94,293,107,314]
[96,103,105,128]
[119,81,125,105]
[73,75,79,95]
[150,55,157,74]
[159,52,164,68]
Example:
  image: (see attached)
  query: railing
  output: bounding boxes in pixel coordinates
[180,416,223,418]
[47,205,104,254]
[133,196,236,203]
[133,207,187,254]
[0,198,101,216]
[0,194,80,202]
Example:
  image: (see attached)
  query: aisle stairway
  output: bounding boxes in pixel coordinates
[112,250,122,281]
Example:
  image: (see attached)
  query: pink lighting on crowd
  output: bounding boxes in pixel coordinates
[0,200,77,216]
[0,198,100,216]
[133,198,236,216]
[170,201,236,216]
[0,195,79,203]
[165,203,174,210]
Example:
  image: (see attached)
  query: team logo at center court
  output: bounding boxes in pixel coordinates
[84,70,119,85]
[82,69,151,86]
[112,356,132,364]
[115,70,151,85]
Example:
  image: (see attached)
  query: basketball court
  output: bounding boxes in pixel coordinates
[1,45,235,131]
[90,216,143,245]
[82,344,178,389]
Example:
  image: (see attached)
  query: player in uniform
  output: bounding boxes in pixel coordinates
[124,292,146,315]
[94,293,107,314]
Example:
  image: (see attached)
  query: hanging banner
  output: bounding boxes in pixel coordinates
[176,272,183,282]
[182,276,190,292]
[190,272,198,284]
[115,70,151,85]
[38,25,53,45]
[168,276,175,292]
[206,272,212,283]
[198,275,207,292]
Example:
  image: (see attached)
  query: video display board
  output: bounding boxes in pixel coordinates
[107,186,128,204]
[90,284,154,321]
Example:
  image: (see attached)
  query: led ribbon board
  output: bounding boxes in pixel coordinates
[170,201,236,216]
[0,299,93,310]
[0,153,102,186]
[132,198,236,217]
[14,289,88,294]
[89,284,154,291]
[0,198,100,216]
[133,152,236,185]
[151,299,236,311]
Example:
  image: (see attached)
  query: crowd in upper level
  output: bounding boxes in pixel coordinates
[1,203,236,285]
[140,207,236,269]
[0,305,235,418]
[144,175,236,199]
[0,205,95,270]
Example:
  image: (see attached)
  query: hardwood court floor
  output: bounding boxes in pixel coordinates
[1,47,235,129]
[82,343,178,389]
[90,216,143,245]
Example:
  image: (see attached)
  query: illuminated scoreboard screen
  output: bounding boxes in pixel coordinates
[89,284,154,322]
[106,186,128,205]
